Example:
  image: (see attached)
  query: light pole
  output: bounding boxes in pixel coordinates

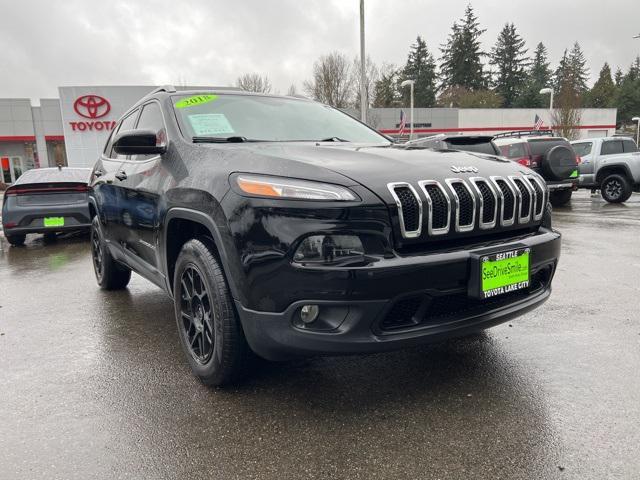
[401,79,415,140]
[359,0,367,124]
[633,117,640,146]
[539,87,554,111]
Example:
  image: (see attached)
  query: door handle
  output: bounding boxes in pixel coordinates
[94,168,105,177]
[115,171,128,181]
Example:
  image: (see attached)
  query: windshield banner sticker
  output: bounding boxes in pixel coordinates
[175,94,218,109]
[188,113,235,136]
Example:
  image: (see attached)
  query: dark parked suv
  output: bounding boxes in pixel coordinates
[90,87,561,385]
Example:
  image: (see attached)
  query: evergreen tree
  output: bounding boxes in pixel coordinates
[489,23,528,107]
[614,67,624,86]
[372,64,400,107]
[585,63,616,108]
[398,36,437,107]
[568,42,589,94]
[515,42,552,108]
[615,57,640,124]
[439,4,486,91]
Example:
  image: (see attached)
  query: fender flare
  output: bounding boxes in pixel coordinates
[596,163,633,184]
[162,207,241,301]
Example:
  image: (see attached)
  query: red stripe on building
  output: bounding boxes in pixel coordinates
[0,135,37,142]
[44,135,65,141]
[379,124,617,134]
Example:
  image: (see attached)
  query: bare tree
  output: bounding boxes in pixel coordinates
[352,55,379,110]
[303,51,355,108]
[286,84,298,96]
[551,81,583,140]
[236,73,273,93]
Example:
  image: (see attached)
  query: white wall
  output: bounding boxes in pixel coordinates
[59,86,156,167]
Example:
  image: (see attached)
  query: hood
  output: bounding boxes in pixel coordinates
[223,142,532,198]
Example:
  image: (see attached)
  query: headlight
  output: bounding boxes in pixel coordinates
[236,174,358,201]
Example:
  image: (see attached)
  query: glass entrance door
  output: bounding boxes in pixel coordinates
[1,156,24,184]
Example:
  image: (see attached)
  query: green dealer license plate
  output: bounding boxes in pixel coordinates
[44,217,65,227]
[480,248,530,299]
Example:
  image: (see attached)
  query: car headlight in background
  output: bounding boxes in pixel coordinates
[236,174,359,201]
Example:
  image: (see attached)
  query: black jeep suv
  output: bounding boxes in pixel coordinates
[89,87,561,385]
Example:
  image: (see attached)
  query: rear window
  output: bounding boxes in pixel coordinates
[527,139,570,155]
[499,142,528,159]
[14,168,91,186]
[601,140,623,156]
[572,142,592,156]
[622,139,638,153]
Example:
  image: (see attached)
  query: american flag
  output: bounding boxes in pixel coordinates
[398,109,406,136]
[533,114,545,130]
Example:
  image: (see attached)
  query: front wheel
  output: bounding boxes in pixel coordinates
[173,238,249,386]
[600,174,632,203]
[549,189,572,207]
[91,216,131,290]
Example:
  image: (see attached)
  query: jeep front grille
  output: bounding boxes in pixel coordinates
[389,175,546,239]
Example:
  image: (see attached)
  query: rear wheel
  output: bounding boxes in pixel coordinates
[6,234,26,247]
[173,238,249,386]
[91,216,131,290]
[600,174,632,203]
[549,189,572,207]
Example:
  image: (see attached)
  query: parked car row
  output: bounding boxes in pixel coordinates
[408,131,640,205]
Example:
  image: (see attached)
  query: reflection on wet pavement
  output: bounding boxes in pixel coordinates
[1,191,639,479]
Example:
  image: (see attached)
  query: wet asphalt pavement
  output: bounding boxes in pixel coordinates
[1,190,639,480]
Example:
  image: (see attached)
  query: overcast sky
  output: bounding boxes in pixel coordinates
[1,0,639,101]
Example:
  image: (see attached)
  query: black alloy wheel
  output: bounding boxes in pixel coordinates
[91,225,104,280]
[600,174,632,204]
[179,265,215,363]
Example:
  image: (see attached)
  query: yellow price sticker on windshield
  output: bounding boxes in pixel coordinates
[175,95,218,109]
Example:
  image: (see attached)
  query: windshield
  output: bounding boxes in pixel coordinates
[172,93,390,144]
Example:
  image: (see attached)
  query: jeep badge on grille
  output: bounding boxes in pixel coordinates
[451,166,479,173]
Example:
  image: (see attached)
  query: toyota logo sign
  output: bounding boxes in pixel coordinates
[73,95,111,119]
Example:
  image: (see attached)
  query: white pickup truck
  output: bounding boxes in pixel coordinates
[571,137,640,203]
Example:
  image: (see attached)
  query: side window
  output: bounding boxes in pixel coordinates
[601,140,623,156]
[572,142,592,157]
[131,102,166,161]
[622,139,638,153]
[108,110,139,159]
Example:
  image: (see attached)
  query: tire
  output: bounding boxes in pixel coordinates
[173,238,249,386]
[600,174,632,203]
[541,145,577,181]
[549,189,572,207]
[90,216,131,290]
[6,234,26,247]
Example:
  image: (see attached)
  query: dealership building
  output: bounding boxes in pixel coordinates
[0,85,618,184]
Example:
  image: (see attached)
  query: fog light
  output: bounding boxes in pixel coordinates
[300,305,320,324]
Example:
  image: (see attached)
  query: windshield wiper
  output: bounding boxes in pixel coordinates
[318,137,350,142]
[193,136,251,143]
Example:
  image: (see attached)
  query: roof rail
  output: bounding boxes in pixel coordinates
[493,129,554,139]
[148,85,177,95]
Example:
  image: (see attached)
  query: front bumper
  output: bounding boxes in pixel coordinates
[236,228,561,360]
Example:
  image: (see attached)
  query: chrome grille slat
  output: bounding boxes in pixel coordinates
[490,176,516,227]
[445,178,476,233]
[469,177,497,229]
[526,174,546,221]
[387,182,423,238]
[418,180,451,235]
[509,175,534,224]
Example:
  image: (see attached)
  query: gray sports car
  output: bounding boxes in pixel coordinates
[2,167,92,246]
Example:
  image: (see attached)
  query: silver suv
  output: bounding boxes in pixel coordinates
[571,137,640,203]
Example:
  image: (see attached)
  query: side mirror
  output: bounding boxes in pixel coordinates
[112,129,167,156]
